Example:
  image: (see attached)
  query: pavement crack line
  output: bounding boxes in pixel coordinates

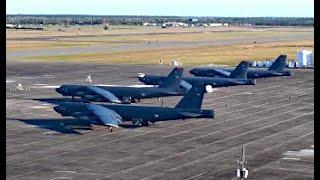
[100,111,313,179]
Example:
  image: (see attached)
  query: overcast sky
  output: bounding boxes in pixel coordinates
[7,0,314,17]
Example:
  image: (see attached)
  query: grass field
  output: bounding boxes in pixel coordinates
[6,26,312,51]
[22,40,313,65]
[7,26,314,65]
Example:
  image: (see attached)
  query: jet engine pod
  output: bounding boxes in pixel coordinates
[205,85,213,93]
[138,73,145,78]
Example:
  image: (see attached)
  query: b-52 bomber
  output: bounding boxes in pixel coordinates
[55,67,190,104]
[189,55,292,79]
[53,83,214,132]
[138,61,256,88]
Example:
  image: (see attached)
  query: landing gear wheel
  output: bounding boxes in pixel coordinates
[130,97,136,103]
[109,127,113,132]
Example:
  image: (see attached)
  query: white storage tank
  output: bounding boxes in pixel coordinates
[251,61,257,67]
[265,60,272,68]
[306,52,313,66]
[297,50,313,67]
[288,61,295,68]
[257,61,263,67]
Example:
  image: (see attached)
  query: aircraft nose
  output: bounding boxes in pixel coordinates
[55,87,63,94]
[53,105,64,114]
[56,86,68,95]
[53,106,60,113]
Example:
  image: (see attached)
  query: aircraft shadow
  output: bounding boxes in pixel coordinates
[10,118,92,134]
[10,117,142,134]
[32,98,84,105]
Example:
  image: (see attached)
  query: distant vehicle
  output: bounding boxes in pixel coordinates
[56,67,189,104]
[189,55,292,79]
[53,83,214,132]
[138,61,256,88]
[235,145,249,179]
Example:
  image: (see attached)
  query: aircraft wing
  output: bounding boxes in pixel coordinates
[159,89,181,95]
[227,79,247,84]
[179,112,201,117]
[212,68,231,77]
[85,86,122,103]
[270,72,285,75]
[86,104,122,128]
[180,80,192,91]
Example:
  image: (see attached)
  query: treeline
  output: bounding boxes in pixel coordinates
[6,15,314,26]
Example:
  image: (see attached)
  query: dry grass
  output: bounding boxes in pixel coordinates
[6,40,122,51]
[21,40,314,65]
[6,27,312,51]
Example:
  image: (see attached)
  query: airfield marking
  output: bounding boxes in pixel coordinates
[70,102,312,160]
[49,177,73,180]
[8,97,312,171]
[99,111,313,179]
[203,79,309,104]
[6,91,312,161]
[228,132,314,180]
[160,100,312,139]
[159,88,312,132]
[144,122,314,180]
[158,78,308,106]
[146,112,316,165]
[7,90,312,158]
[210,89,311,111]
[249,132,314,173]
[182,104,313,142]
[54,170,77,174]
[6,87,312,153]
[191,131,314,180]
[101,113,313,179]
[211,83,313,109]
[129,121,314,180]
[6,67,314,179]
[5,71,312,160]
[204,127,314,178]
[7,169,41,180]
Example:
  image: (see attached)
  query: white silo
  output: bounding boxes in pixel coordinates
[297,50,313,67]
[251,61,257,67]
[265,60,272,68]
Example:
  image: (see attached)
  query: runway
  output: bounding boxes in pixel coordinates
[7,31,313,59]
[6,62,314,179]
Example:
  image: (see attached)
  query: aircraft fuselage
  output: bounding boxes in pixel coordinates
[190,67,292,79]
[139,75,255,87]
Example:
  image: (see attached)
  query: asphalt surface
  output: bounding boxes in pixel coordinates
[7,31,313,59]
[6,62,314,180]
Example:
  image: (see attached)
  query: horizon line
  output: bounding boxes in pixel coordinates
[6,13,314,18]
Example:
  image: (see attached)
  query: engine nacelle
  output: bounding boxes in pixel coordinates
[138,73,145,78]
[82,95,105,102]
[121,97,133,104]
[205,85,213,93]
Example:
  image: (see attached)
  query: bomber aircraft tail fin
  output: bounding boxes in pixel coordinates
[175,83,209,110]
[159,67,184,90]
[268,55,287,72]
[229,61,249,79]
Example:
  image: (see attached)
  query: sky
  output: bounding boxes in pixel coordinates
[7,0,314,17]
